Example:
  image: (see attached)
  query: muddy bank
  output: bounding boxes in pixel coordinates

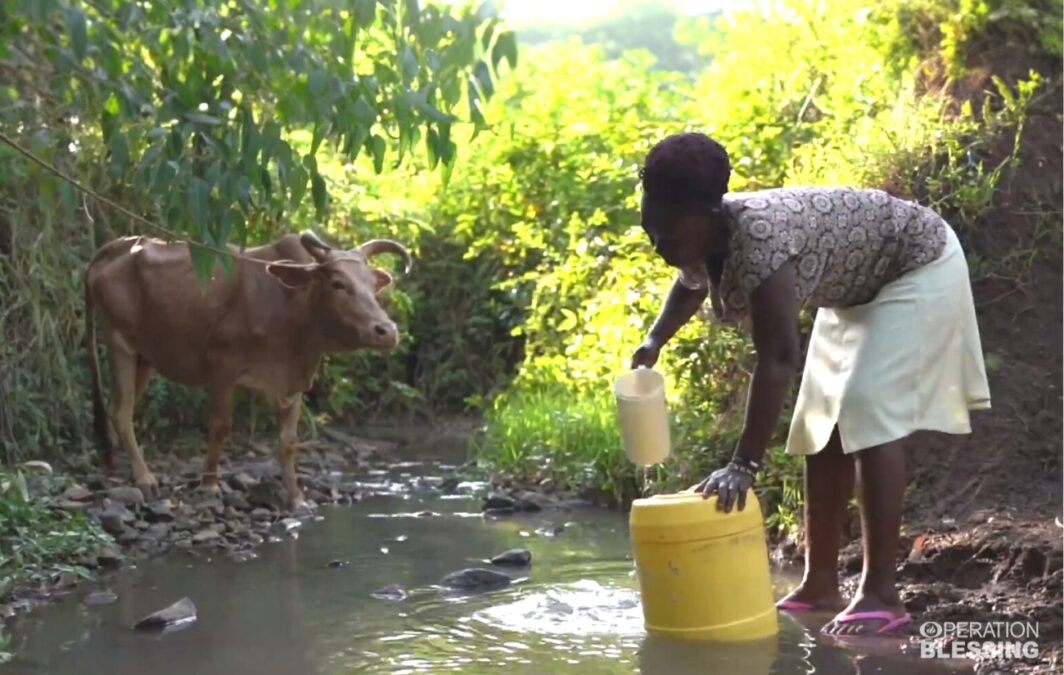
[768,514,1063,674]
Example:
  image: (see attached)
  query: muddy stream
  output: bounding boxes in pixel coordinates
[4,453,975,674]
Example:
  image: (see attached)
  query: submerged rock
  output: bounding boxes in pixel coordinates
[483,494,516,510]
[513,490,552,512]
[327,559,349,568]
[134,597,197,630]
[271,518,301,534]
[440,568,512,591]
[490,549,532,567]
[229,550,258,563]
[535,524,565,538]
[84,589,118,606]
[371,584,407,601]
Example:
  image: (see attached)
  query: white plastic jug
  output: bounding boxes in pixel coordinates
[614,367,671,466]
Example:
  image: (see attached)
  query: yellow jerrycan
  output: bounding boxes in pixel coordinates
[629,489,778,641]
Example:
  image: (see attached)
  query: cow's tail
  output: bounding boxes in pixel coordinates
[84,271,114,473]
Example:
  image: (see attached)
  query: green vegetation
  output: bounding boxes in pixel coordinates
[0,464,110,612]
[474,0,1058,519]
[1,0,1060,570]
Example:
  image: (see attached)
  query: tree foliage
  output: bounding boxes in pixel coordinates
[0,0,514,279]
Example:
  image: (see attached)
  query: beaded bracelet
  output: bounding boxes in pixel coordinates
[728,455,762,476]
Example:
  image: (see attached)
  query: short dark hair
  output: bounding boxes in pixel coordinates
[639,133,731,208]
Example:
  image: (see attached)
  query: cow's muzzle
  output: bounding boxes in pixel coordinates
[366,321,399,351]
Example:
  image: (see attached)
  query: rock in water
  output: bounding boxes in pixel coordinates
[96,546,124,567]
[134,597,197,630]
[371,584,407,601]
[483,494,516,510]
[490,549,532,567]
[84,590,118,606]
[440,568,512,591]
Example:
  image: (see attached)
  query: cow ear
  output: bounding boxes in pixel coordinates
[267,261,318,288]
[372,268,393,294]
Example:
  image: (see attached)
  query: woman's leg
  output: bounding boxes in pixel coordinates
[823,438,907,635]
[778,427,853,610]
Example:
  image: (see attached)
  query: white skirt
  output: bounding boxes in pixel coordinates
[785,222,992,455]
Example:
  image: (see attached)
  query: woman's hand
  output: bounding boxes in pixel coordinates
[694,462,755,513]
[630,338,662,369]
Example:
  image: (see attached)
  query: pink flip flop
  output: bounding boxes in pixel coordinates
[828,609,912,636]
[776,599,816,611]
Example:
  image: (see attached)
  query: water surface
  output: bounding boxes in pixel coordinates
[5,462,972,674]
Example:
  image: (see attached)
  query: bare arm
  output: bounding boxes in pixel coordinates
[632,279,708,368]
[649,279,709,344]
[734,262,802,466]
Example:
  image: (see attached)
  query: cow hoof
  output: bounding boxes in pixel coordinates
[136,475,160,499]
[197,482,223,497]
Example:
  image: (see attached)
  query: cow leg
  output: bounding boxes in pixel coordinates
[107,342,157,495]
[134,360,154,405]
[277,399,308,511]
[200,384,235,495]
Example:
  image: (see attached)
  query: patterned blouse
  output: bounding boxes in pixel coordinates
[680,187,948,322]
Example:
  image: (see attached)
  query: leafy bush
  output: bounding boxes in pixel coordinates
[0,464,110,603]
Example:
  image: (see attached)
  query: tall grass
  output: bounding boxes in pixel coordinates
[474,388,633,499]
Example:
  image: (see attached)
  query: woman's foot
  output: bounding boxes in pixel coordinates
[777,582,847,612]
[821,591,909,636]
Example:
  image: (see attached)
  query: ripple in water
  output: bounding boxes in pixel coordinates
[472,579,645,637]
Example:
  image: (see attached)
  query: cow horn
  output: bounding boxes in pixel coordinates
[299,230,333,252]
[359,239,412,274]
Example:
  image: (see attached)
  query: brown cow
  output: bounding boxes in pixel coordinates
[84,230,410,509]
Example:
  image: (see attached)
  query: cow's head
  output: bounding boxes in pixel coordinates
[265,231,412,352]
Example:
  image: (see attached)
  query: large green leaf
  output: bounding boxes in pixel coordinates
[491,30,517,71]
[311,172,328,216]
[189,247,216,287]
[367,134,387,173]
[354,0,377,28]
[66,6,88,60]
